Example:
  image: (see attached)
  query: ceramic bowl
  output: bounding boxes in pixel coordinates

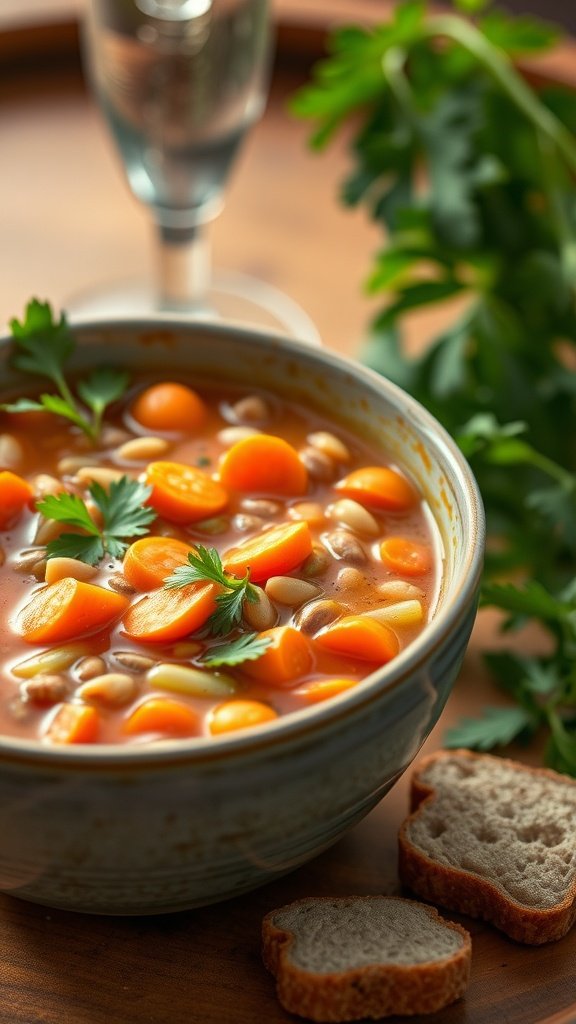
[0,319,484,914]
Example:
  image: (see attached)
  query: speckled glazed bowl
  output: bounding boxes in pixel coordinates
[0,320,484,914]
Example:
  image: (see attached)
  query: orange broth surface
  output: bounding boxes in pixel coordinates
[0,374,442,745]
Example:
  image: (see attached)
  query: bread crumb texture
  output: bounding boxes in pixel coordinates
[262,895,471,1021]
[399,749,576,944]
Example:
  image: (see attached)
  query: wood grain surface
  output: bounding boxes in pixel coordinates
[1,5,576,1023]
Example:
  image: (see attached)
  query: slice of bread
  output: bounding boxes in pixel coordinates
[262,895,471,1021]
[398,748,576,944]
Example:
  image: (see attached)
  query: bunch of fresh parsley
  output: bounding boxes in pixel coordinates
[293,0,576,773]
[3,299,128,442]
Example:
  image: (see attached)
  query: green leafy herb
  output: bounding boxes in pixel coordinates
[293,0,576,773]
[445,705,536,750]
[164,545,259,637]
[3,299,129,442]
[38,476,156,565]
[200,632,272,667]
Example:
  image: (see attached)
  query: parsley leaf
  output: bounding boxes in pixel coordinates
[4,300,129,442]
[164,545,258,637]
[37,476,156,566]
[445,706,536,751]
[77,367,130,437]
[201,632,272,667]
[9,298,75,383]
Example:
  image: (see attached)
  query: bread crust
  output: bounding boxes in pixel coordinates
[262,895,471,1022]
[398,748,576,945]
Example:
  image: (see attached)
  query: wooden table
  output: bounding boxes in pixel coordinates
[1,5,576,1023]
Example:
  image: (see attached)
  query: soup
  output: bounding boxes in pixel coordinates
[0,345,441,745]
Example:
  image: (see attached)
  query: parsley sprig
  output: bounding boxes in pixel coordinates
[3,299,128,442]
[164,545,259,636]
[200,632,272,667]
[37,476,156,565]
[164,547,272,663]
[294,0,576,773]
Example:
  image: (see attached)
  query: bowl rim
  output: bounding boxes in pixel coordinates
[0,316,485,767]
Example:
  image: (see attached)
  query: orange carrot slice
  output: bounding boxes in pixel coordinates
[380,536,433,576]
[218,434,308,495]
[17,579,129,645]
[208,699,278,735]
[131,382,206,432]
[145,461,229,523]
[122,582,217,643]
[123,536,193,591]
[44,703,101,744]
[293,677,359,703]
[315,615,399,663]
[0,470,33,529]
[223,521,312,583]
[243,626,313,686]
[335,466,417,511]
[123,697,199,738]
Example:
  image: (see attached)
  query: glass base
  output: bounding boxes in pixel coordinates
[66,272,322,347]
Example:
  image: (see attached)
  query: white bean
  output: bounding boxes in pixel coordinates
[32,474,65,499]
[288,502,325,526]
[113,651,158,672]
[0,433,24,470]
[306,431,351,464]
[57,454,99,475]
[299,446,337,482]
[75,656,108,682]
[327,499,380,537]
[148,663,236,698]
[13,549,47,576]
[78,673,138,707]
[323,530,366,564]
[116,436,170,461]
[335,567,365,592]
[107,573,136,595]
[233,513,264,533]
[33,517,66,546]
[99,425,133,448]
[217,425,258,446]
[242,587,278,631]
[230,395,270,424]
[45,557,98,585]
[295,599,344,635]
[21,674,69,705]
[265,576,320,607]
[241,498,280,517]
[75,466,126,488]
[377,580,425,602]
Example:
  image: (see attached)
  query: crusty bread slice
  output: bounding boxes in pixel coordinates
[262,895,471,1021]
[398,748,576,944]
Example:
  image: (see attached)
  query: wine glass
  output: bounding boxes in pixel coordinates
[74,0,320,343]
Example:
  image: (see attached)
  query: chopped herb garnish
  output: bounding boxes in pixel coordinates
[3,299,129,442]
[38,476,156,565]
[200,631,272,667]
[164,544,258,636]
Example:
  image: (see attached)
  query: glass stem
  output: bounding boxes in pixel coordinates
[154,223,212,312]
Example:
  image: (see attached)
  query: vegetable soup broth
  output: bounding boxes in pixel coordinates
[0,374,441,745]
